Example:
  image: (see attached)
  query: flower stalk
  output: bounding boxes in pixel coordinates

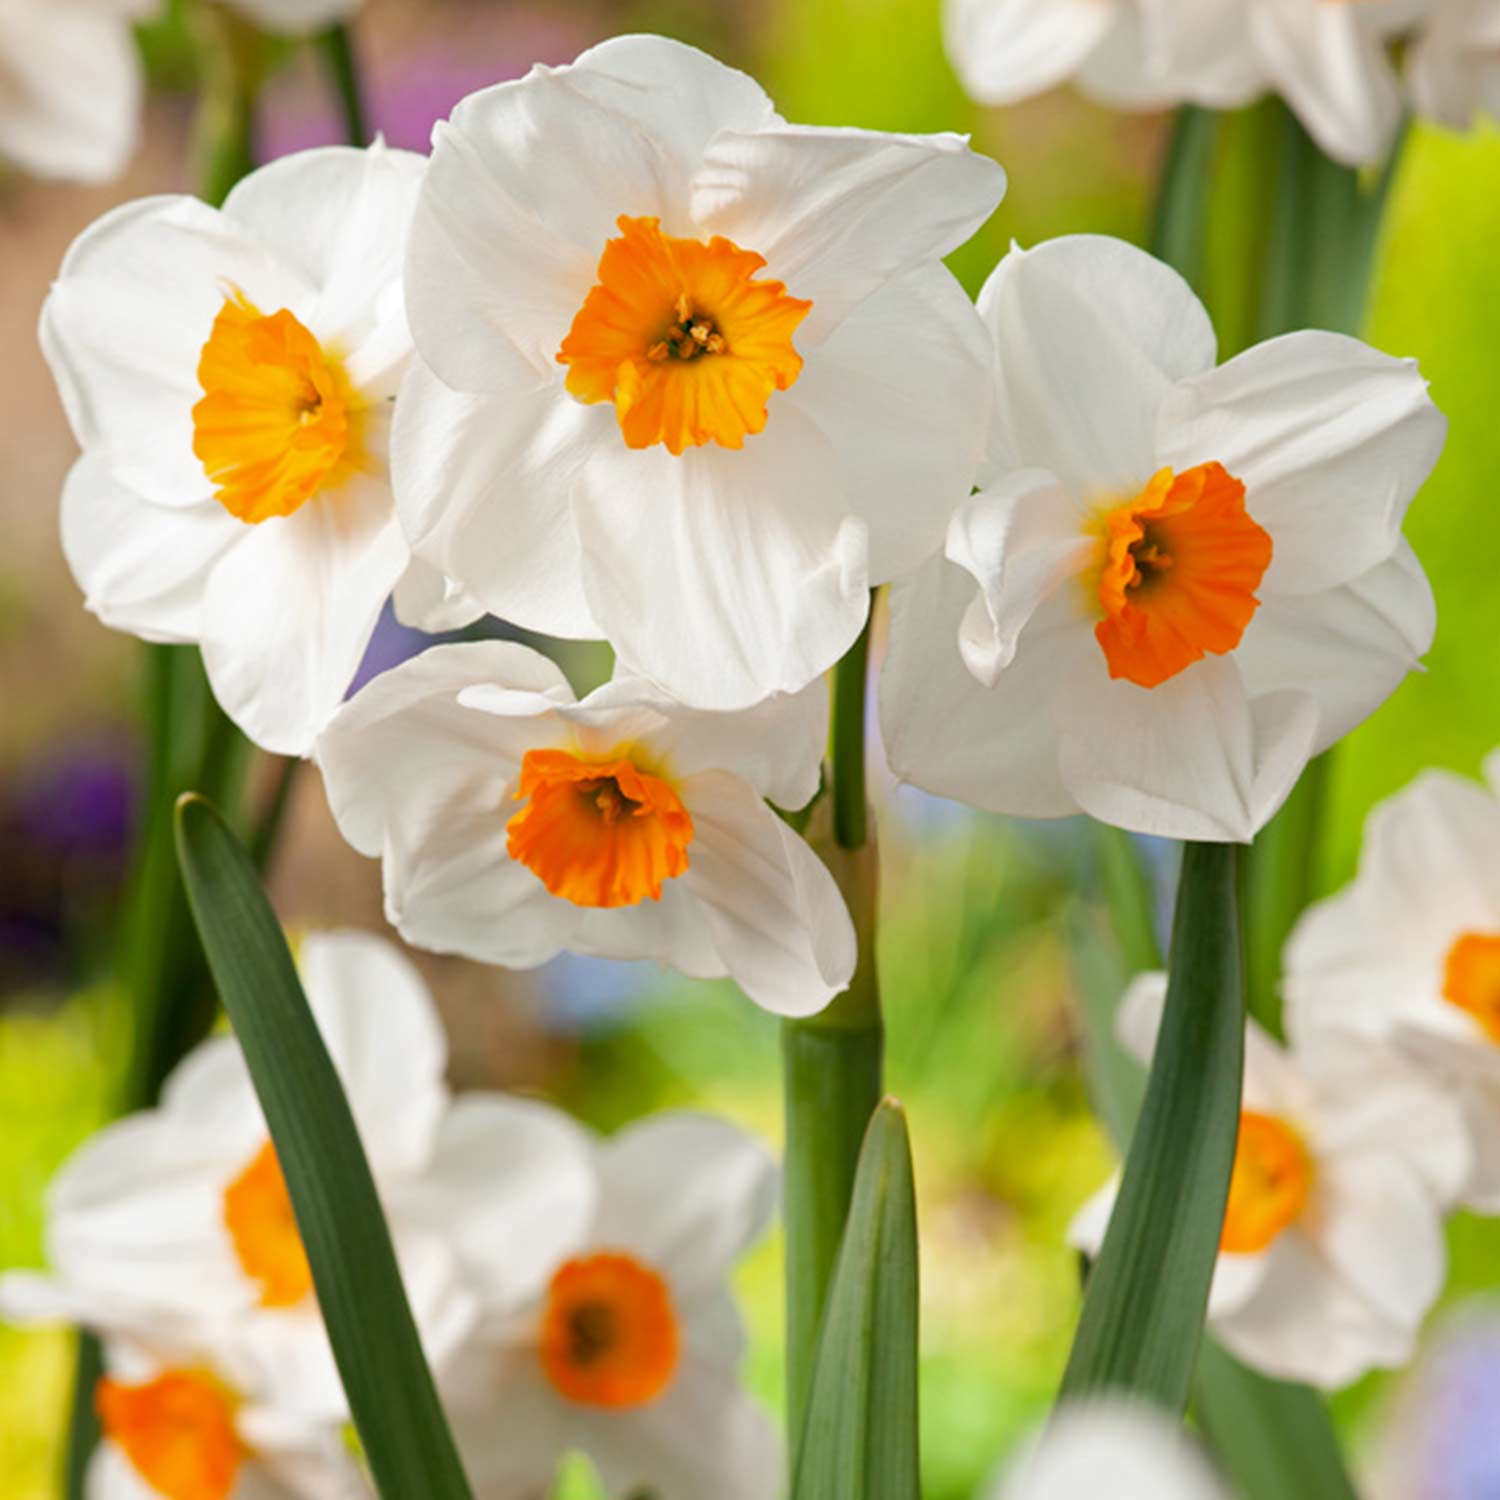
[318,24,370,147]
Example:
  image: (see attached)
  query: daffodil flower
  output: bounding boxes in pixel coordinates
[0,931,591,1427]
[1071,973,1470,1389]
[48,142,477,756]
[314,641,856,1017]
[224,0,364,32]
[440,1110,779,1500]
[392,34,1005,710]
[881,234,1444,843]
[1285,750,1500,1213]
[1407,0,1500,132]
[0,0,152,182]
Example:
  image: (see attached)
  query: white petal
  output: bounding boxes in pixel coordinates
[158,1034,260,1137]
[1066,1178,1116,1258]
[693,124,1006,345]
[389,359,603,639]
[41,196,313,503]
[572,409,869,711]
[977,234,1216,493]
[446,1356,576,1498]
[595,1112,777,1298]
[565,879,727,982]
[1112,971,1168,1066]
[785,263,994,581]
[60,455,239,645]
[391,1095,596,1312]
[880,563,1088,818]
[945,474,1095,686]
[88,1442,167,1500]
[679,771,857,1017]
[200,475,409,755]
[1056,659,1321,842]
[390,554,486,634]
[943,0,1117,107]
[588,1357,780,1500]
[0,6,141,183]
[223,0,363,32]
[296,930,449,1176]
[1234,541,1433,756]
[1159,331,1445,595]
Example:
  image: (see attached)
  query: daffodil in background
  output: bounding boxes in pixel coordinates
[441,1110,778,1500]
[315,642,855,1018]
[880,233,1444,843]
[47,141,481,758]
[392,34,1004,710]
[1072,973,1470,1389]
[1285,749,1500,1212]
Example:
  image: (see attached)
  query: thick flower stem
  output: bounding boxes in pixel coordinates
[783,617,885,1457]
[318,24,370,147]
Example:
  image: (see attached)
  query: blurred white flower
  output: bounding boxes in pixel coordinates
[1071,973,1470,1389]
[225,0,364,34]
[1407,0,1500,132]
[48,141,475,757]
[394,33,1004,710]
[0,930,592,1427]
[442,1110,779,1500]
[0,0,152,182]
[315,641,855,1018]
[944,0,1420,165]
[880,234,1443,842]
[1285,750,1500,1213]
[989,1400,1228,1500]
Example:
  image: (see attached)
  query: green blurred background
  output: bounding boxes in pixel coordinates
[2,1,1498,1497]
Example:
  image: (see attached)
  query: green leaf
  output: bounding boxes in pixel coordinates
[1060,840,1244,1410]
[173,794,473,1500]
[792,1098,919,1500]
[1149,106,1220,294]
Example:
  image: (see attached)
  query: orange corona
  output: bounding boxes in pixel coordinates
[1220,1111,1314,1255]
[539,1252,680,1408]
[222,1140,313,1308]
[193,292,363,523]
[1442,931,1500,1044]
[96,1369,243,1500]
[506,748,694,908]
[557,215,811,455]
[1093,462,1272,689]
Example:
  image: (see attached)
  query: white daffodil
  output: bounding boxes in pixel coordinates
[224,0,363,34]
[1407,0,1500,132]
[1071,973,1470,1389]
[944,0,1419,166]
[0,0,152,182]
[48,141,476,757]
[441,1110,779,1500]
[880,234,1443,843]
[394,33,1004,711]
[315,642,855,1018]
[0,929,593,1424]
[1285,751,1500,1213]
[989,1400,1228,1500]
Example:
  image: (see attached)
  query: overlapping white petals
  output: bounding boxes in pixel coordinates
[45,143,435,756]
[1285,753,1500,1212]
[0,0,146,182]
[398,33,1004,709]
[1072,972,1466,1388]
[1407,0,1500,129]
[223,0,364,35]
[315,641,855,1017]
[881,234,1442,842]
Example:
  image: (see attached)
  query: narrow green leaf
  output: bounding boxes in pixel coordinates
[1060,840,1244,1410]
[1150,106,1220,293]
[174,794,473,1500]
[792,1099,919,1500]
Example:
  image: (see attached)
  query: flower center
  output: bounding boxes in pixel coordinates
[96,1369,244,1500]
[222,1140,313,1309]
[1221,1111,1313,1255]
[556,214,811,455]
[192,291,363,524]
[538,1252,680,1409]
[1092,462,1272,689]
[1442,931,1500,1043]
[505,748,694,909]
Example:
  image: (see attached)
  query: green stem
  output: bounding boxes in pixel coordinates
[1149,106,1220,292]
[249,756,302,876]
[192,9,263,208]
[62,1332,103,1500]
[318,23,369,146]
[1092,824,1163,977]
[783,617,884,1457]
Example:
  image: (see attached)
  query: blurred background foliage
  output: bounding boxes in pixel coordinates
[1,1,1498,1497]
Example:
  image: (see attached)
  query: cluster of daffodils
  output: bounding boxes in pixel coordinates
[0,0,364,184]
[0,930,779,1500]
[946,0,1500,165]
[1075,748,1500,1390]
